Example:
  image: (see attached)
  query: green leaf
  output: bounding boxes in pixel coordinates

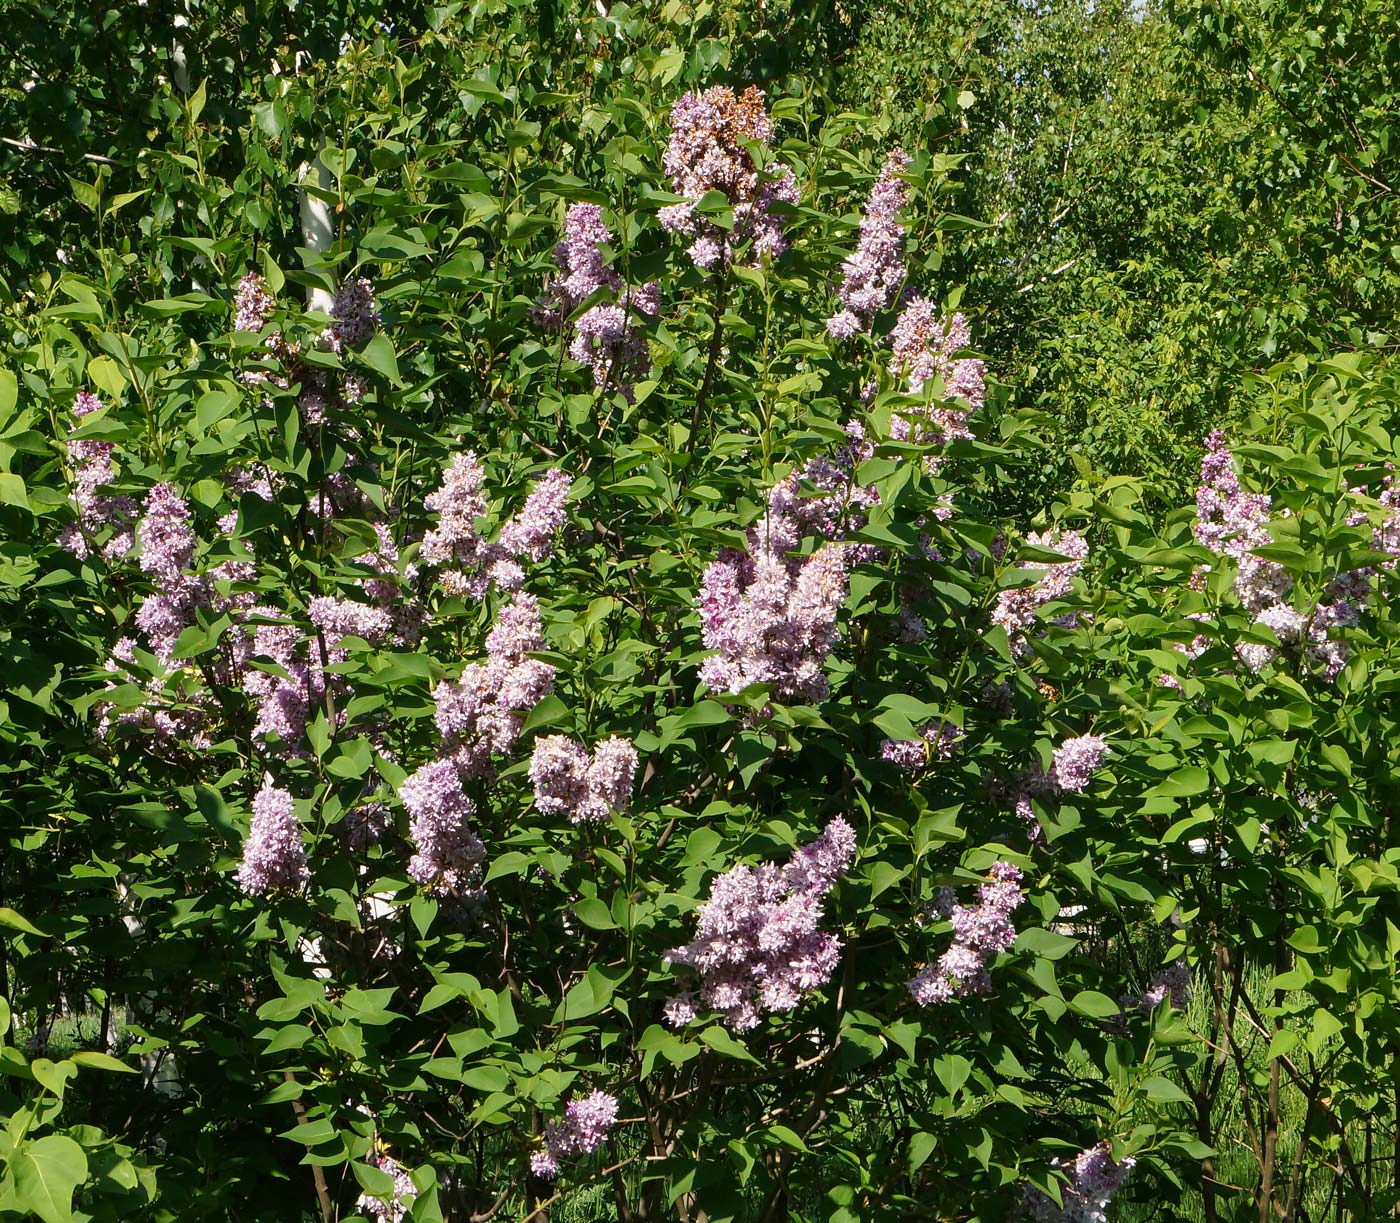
[0,908,50,937]
[1067,990,1120,1019]
[699,1026,762,1064]
[13,1135,87,1223]
[360,334,401,385]
[70,1051,137,1074]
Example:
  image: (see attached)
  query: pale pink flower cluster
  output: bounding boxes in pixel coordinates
[1020,1141,1136,1223]
[240,608,330,747]
[991,529,1089,659]
[236,782,310,895]
[698,481,850,704]
[880,722,962,773]
[398,759,486,895]
[1049,734,1109,793]
[887,300,985,450]
[536,203,661,397]
[529,735,639,822]
[664,818,857,1032]
[1190,433,1400,680]
[779,422,881,551]
[908,862,1023,1005]
[433,592,557,777]
[530,1090,619,1179]
[828,149,911,338]
[658,85,798,269]
[421,454,571,598]
[57,392,138,562]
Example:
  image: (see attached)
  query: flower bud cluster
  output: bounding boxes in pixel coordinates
[828,149,911,338]
[234,271,275,333]
[908,862,1023,1006]
[529,1090,619,1179]
[1020,1141,1136,1223]
[529,734,639,822]
[665,818,857,1032]
[880,721,962,773]
[1121,959,1191,1015]
[658,85,798,269]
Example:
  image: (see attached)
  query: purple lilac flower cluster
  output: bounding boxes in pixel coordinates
[828,149,911,338]
[886,300,985,455]
[398,759,486,895]
[529,735,639,823]
[658,85,799,269]
[57,392,138,563]
[1190,432,1400,679]
[1049,734,1109,793]
[664,818,857,1032]
[238,595,395,751]
[697,480,851,704]
[1121,959,1191,1015]
[780,422,882,551]
[1020,1141,1136,1223]
[880,721,962,773]
[908,862,1023,1005]
[421,454,571,598]
[530,1090,620,1179]
[433,592,557,777]
[234,271,275,333]
[991,529,1089,659]
[325,277,381,353]
[236,782,310,895]
[535,204,660,397]
[355,1151,415,1222]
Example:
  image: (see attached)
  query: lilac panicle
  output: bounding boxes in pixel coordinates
[529,734,638,823]
[697,477,851,705]
[137,483,196,590]
[399,760,486,895]
[665,817,856,1031]
[234,271,275,332]
[327,277,380,352]
[237,783,310,895]
[1049,734,1108,793]
[530,1090,619,1180]
[658,84,798,268]
[908,862,1023,1006]
[885,299,985,458]
[1020,1141,1136,1223]
[356,1151,415,1222]
[535,203,622,329]
[434,592,556,776]
[828,148,910,338]
[57,391,137,563]
[422,455,572,597]
[990,529,1089,659]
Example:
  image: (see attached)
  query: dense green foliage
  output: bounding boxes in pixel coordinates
[1,2,1399,1222]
